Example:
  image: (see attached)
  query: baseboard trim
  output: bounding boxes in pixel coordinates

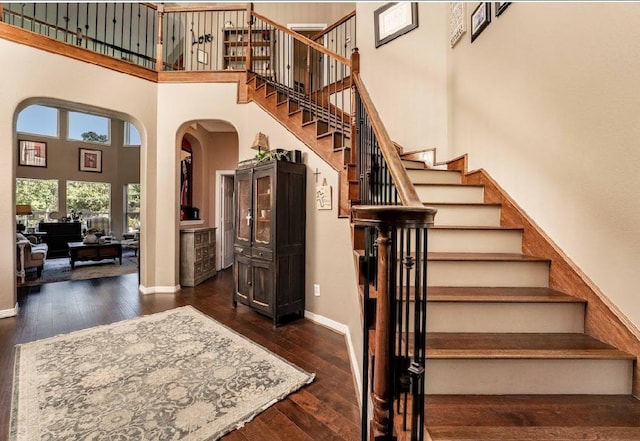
[138,285,181,295]
[0,302,19,319]
[304,310,362,402]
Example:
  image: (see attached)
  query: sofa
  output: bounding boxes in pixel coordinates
[17,233,48,278]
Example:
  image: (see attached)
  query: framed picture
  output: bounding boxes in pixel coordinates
[374,2,419,48]
[79,148,102,173]
[495,2,511,17]
[471,2,491,42]
[18,140,47,167]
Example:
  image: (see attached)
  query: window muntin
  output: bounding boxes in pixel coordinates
[68,111,110,144]
[16,105,59,138]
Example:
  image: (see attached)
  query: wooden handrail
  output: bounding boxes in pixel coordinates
[351,69,423,207]
[163,4,248,13]
[310,10,355,41]
[251,10,351,67]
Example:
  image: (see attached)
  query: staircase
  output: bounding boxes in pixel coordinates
[398,156,640,440]
[241,12,640,441]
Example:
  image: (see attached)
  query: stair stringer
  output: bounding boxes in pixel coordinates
[246,78,353,217]
[447,153,640,396]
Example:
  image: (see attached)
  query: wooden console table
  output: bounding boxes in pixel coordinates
[67,241,122,269]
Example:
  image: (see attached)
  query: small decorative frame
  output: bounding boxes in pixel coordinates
[374,2,419,48]
[18,140,47,167]
[471,2,491,42]
[316,178,332,210]
[449,2,466,48]
[197,49,208,65]
[79,148,102,173]
[495,1,511,17]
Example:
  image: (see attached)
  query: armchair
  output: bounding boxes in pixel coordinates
[16,233,48,281]
[121,231,139,256]
[86,217,110,235]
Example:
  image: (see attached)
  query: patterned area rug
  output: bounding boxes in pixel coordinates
[20,250,138,287]
[10,306,314,440]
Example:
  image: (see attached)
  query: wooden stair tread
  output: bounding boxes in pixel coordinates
[431,225,523,231]
[426,333,635,360]
[428,252,550,262]
[427,286,585,303]
[359,285,583,304]
[414,182,484,189]
[422,201,502,207]
[424,394,640,440]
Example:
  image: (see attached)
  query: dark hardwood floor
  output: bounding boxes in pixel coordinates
[0,269,361,441]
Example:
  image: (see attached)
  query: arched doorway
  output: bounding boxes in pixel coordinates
[176,120,238,274]
[14,99,143,286]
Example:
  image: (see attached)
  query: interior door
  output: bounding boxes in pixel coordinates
[222,174,234,268]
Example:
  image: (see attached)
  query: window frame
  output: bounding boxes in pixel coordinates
[67,111,112,146]
[16,105,60,139]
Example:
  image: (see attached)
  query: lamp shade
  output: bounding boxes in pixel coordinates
[16,204,32,215]
[250,132,270,152]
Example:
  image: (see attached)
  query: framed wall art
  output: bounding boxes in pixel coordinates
[79,148,102,173]
[374,2,419,48]
[471,2,491,42]
[496,2,511,17]
[18,140,47,167]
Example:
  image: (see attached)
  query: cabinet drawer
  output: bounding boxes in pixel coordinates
[195,247,203,260]
[234,245,251,257]
[252,248,273,261]
[194,232,204,245]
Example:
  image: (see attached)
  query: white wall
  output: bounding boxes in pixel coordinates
[356,2,449,156]
[447,3,640,330]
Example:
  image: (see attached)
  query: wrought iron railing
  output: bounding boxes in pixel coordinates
[2,2,158,69]
[311,10,356,64]
[353,206,435,441]
[162,6,249,72]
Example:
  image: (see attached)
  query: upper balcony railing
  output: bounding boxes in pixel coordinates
[1,2,158,70]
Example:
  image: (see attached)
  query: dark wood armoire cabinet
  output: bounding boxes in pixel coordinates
[232,159,306,326]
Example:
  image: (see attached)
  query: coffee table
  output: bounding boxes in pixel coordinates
[67,241,122,269]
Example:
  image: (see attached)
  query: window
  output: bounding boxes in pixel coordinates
[68,111,110,144]
[15,178,59,227]
[124,122,141,146]
[125,184,140,232]
[66,181,111,221]
[16,105,59,137]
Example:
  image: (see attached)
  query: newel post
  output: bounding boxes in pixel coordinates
[371,224,394,441]
[352,205,437,441]
[245,2,254,71]
[350,47,360,165]
[155,4,164,72]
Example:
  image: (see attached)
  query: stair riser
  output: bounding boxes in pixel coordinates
[425,359,633,395]
[427,261,549,287]
[427,204,501,227]
[402,160,427,170]
[428,229,523,254]
[416,185,484,204]
[425,302,585,333]
[406,169,462,185]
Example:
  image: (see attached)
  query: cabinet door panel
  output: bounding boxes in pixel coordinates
[234,168,252,248]
[251,260,273,315]
[234,255,251,306]
[253,168,273,247]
